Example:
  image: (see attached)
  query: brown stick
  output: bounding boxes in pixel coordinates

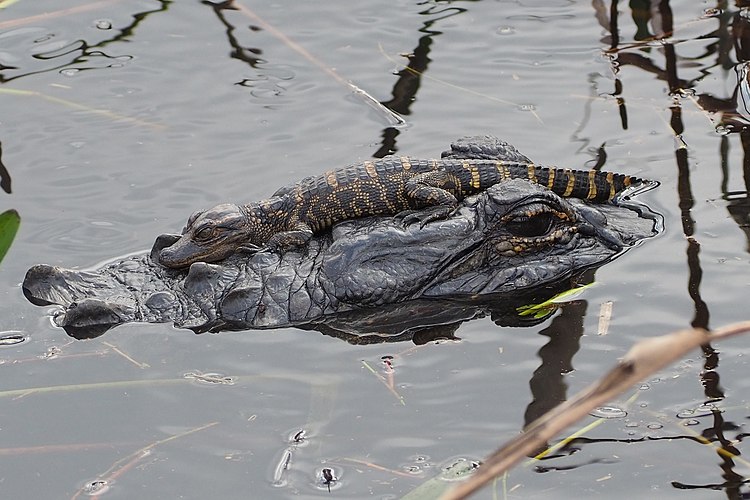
[441,321,750,499]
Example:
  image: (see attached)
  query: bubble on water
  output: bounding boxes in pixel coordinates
[60,68,79,77]
[683,419,701,426]
[0,332,26,346]
[34,34,55,44]
[404,465,422,474]
[646,423,663,430]
[590,406,627,419]
[639,383,650,390]
[95,19,112,30]
[676,403,720,419]
[183,371,235,385]
[496,26,515,35]
[315,467,340,491]
[518,103,536,112]
[82,479,109,495]
[703,8,722,18]
[716,125,731,136]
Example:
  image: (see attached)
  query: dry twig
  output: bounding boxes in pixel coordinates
[442,321,750,499]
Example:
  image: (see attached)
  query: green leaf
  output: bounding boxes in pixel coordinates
[516,283,595,318]
[0,209,20,265]
[0,0,22,9]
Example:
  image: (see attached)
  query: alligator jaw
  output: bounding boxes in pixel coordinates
[158,232,242,268]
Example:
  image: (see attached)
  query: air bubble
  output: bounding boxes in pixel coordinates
[82,479,109,495]
[590,406,627,419]
[95,20,112,30]
[703,8,722,18]
[676,403,719,419]
[0,332,26,346]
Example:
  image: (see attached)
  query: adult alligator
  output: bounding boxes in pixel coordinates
[22,137,660,340]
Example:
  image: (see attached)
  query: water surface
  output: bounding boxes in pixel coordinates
[1,1,749,498]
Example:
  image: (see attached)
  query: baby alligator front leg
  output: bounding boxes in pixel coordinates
[401,170,460,227]
[264,222,314,253]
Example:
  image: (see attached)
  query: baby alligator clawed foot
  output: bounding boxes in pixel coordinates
[395,205,456,228]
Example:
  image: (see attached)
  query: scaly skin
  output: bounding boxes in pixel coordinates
[159,156,641,269]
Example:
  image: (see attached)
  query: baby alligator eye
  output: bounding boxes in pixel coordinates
[506,212,555,238]
[193,226,216,242]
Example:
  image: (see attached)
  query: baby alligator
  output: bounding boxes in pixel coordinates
[159,156,639,268]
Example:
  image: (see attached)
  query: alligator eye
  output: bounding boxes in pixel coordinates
[506,212,555,237]
[193,226,215,242]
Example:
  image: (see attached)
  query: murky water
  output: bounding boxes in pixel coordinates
[2,1,750,498]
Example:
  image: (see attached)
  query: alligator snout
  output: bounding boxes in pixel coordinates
[151,233,205,269]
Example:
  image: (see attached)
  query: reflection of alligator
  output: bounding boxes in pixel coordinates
[159,138,641,268]
[22,137,660,340]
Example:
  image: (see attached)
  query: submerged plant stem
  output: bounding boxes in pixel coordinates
[0,88,164,129]
[70,421,218,500]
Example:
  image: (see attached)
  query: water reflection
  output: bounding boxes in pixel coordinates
[589,1,750,495]
[306,278,584,346]
[0,1,168,83]
[523,297,586,429]
[0,140,10,193]
[375,2,474,157]
[203,1,264,70]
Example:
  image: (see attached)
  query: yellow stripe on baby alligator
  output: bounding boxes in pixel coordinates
[547,168,555,189]
[463,160,481,189]
[527,164,537,183]
[587,170,597,200]
[364,160,378,178]
[495,160,511,180]
[606,172,615,200]
[401,156,412,170]
[325,170,338,189]
[563,169,575,197]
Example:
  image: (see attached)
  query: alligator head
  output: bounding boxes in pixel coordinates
[159,203,256,268]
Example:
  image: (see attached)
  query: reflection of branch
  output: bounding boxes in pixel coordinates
[0,141,10,194]
[227,1,403,126]
[442,321,750,500]
[0,1,169,84]
[378,45,543,124]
